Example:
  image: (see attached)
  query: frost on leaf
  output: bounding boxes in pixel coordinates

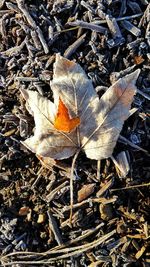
[21,54,140,161]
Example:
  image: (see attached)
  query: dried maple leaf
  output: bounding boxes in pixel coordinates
[20,54,140,161]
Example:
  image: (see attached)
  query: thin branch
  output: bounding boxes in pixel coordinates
[62,196,117,212]
[119,135,149,154]
[110,182,150,192]
[16,0,49,54]
[1,230,116,265]
[91,13,143,25]
[47,210,63,245]
[137,89,150,101]
[46,181,68,202]
[64,33,86,58]
[68,20,107,34]
[16,77,39,82]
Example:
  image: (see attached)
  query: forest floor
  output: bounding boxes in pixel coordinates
[0,1,150,266]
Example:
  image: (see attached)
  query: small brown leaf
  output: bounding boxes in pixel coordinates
[78,183,95,202]
[19,206,30,216]
[134,55,144,65]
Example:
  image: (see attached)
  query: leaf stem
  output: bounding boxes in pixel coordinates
[69,149,80,224]
[97,160,101,180]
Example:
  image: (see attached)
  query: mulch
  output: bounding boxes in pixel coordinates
[0,0,150,266]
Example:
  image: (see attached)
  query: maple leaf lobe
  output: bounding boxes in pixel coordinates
[114,69,140,107]
[54,54,76,77]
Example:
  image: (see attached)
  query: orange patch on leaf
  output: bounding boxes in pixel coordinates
[63,59,76,70]
[54,98,80,132]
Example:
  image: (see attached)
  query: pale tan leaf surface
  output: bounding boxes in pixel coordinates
[20,88,78,159]
[21,54,140,161]
[82,69,140,159]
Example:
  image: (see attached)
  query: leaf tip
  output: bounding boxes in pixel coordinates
[127,69,141,85]
[133,68,141,79]
[55,53,76,70]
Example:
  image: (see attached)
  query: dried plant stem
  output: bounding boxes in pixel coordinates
[0,223,104,261]
[68,20,107,34]
[97,160,101,180]
[16,0,49,54]
[1,230,116,265]
[69,149,80,224]
[47,211,63,245]
[92,13,143,25]
[110,182,150,192]
[63,196,117,212]
[50,222,104,251]
[119,135,149,154]
[16,0,36,28]
[56,26,80,33]
[46,181,68,202]
[64,33,86,58]
[16,77,39,82]
[137,89,150,101]
[67,14,143,32]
